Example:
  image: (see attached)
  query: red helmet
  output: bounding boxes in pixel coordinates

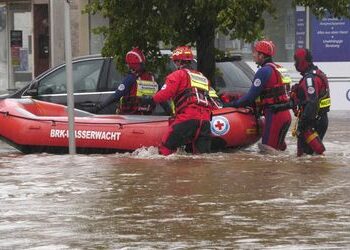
[294,48,313,73]
[125,47,146,65]
[254,40,275,56]
[171,46,194,61]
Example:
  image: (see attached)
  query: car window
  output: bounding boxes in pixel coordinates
[215,61,253,90]
[107,60,125,91]
[37,59,104,95]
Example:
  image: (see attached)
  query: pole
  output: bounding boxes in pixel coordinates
[64,0,76,154]
[306,6,310,49]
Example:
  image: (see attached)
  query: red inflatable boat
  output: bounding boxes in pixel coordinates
[0,98,262,154]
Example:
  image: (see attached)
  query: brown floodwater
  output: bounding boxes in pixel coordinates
[0,111,349,249]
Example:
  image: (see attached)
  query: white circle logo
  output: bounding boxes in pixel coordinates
[307,86,315,94]
[211,116,230,136]
[161,84,167,90]
[118,84,125,91]
[253,79,261,87]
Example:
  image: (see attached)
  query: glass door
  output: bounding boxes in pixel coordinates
[9,2,33,90]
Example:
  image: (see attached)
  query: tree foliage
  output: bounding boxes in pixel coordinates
[84,0,350,86]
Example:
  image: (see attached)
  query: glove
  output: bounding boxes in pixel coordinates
[140,96,155,106]
[223,100,239,108]
[160,101,174,116]
[94,94,115,114]
[93,103,103,114]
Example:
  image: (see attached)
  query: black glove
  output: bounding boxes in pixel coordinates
[270,101,293,113]
[94,94,116,114]
[93,103,103,114]
[160,101,173,116]
[223,100,239,108]
[140,96,155,106]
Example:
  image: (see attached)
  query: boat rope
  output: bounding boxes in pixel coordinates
[0,107,254,126]
[0,111,168,126]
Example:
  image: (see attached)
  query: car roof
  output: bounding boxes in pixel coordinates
[73,54,105,60]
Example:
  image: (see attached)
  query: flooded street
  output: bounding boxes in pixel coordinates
[0,111,349,249]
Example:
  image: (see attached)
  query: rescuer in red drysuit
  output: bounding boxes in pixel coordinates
[142,46,213,155]
[224,40,291,151]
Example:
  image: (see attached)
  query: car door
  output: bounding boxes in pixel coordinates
[30,57,107,112]
[95,58,125,113]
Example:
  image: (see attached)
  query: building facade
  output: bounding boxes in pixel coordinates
[0,0,91,92]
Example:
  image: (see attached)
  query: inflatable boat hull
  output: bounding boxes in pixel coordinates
[0,99,262,154]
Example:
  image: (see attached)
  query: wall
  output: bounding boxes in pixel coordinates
[49,0,89,68]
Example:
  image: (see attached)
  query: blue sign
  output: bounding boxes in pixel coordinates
[311,15,350,61]
[295,9,306,49]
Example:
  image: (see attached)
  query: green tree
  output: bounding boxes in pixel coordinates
[84,0,350,86]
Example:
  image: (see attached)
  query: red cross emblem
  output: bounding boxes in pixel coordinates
[211,116,230,136]
[215,120,225,130]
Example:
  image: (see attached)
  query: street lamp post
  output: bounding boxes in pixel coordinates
[64,0,76,154]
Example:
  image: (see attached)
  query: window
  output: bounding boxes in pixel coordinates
[215,61,253,90]
[38,59,104,95]
[106,60,125,91]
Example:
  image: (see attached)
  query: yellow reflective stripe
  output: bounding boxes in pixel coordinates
[136,79,158,97]
[281,75,292,84]
[319,98,331,108]
[306,132,318,144]
[119,96,124,107]
[209,88,218,98]
[188,71,209,91]
[170,100,175,115]
[277,67,292,85]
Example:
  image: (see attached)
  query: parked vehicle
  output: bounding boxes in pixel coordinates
[4,54,255,114]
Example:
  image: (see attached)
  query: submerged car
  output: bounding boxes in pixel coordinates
[5,54,255,114]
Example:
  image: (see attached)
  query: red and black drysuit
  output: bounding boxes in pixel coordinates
[291,65,330,156]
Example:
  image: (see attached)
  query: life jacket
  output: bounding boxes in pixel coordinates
[173,69,211,114]
[276,65,292,92]
[314,69,331,112]
[119,73,158,114]
[256,63,290,108]
[298,68,331,113]
[208,87,223,109]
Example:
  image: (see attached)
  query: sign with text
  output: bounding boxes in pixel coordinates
[295,7,306,49]
[10,30,22,47]
[311,15,350,61]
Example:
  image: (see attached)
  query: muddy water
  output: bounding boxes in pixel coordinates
[0,111,349,249]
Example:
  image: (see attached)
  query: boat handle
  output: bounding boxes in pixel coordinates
[132,129,145,134]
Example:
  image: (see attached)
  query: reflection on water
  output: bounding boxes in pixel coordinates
[0,111,349,249]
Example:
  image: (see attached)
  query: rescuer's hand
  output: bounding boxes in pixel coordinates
[270,101,293,113]
[140,96,155,106]
[223,100,239,108]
